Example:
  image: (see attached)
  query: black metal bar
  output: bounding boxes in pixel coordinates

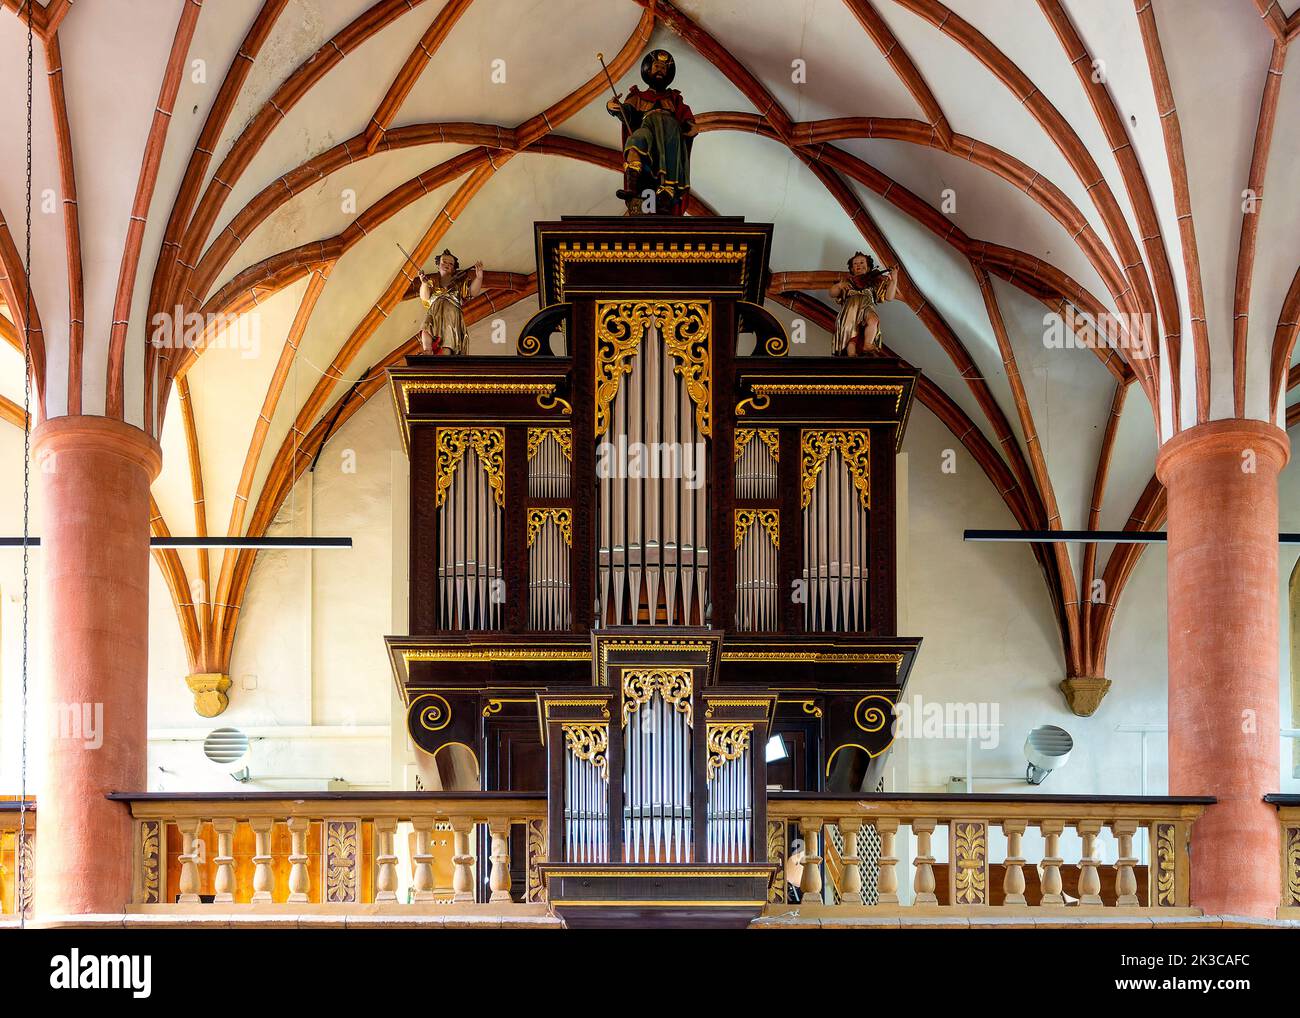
[0,537,352,548]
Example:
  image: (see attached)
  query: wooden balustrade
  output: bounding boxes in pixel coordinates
[0,803,35,918]
[1267,795,1300,919]
[108,792,551,917]
[766,794,1212,917]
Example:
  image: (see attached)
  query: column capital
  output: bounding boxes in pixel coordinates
[33,414,162,481]
[1157,418,1288,484]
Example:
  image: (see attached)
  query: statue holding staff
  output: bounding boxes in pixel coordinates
[829,252,899,356]
[602,49,696,215]
[411,248,484,356]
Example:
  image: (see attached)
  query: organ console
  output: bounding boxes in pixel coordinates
[385,216,921,926]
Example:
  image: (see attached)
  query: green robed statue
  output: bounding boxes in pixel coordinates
[604,49,697,215]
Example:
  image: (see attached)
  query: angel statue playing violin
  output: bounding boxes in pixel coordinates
[828,252,900,356]
[416,248,484,356]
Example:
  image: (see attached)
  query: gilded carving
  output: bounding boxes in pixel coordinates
[527,507,573,547]
[435,427,506,508]
[526,818,547,903]
[1154,823,1176,906]
[324,819,360,904]
[734,508,780,549]
[706,722,754,781]
[562,723,610,781]
[767,820,787,903]
[853,694,893,734]
[141,820,161,905]
[734,427,780,462]
[400,380,558,412]
[1285,824,1300,907]
[752,382,904,412]
[800,429,871,510]
[952,821,987,905]
[622,667,694,728]
[595,300,712,438]
[527,427,573,462]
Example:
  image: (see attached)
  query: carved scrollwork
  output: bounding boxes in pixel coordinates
[527,507,573,547]
[1154,823,1176,906]
[526,818,547,903]
[562,723,609,781]
[435,427,506,508]
[411,692,452,733]
[800,429,871,510]
[734,509,780,549]
[767,820,787,903]
[706,722,754,781]
[141,821,161,905]
[595,300,712,438]
[1285,825,1300,907]
[734,427,779,462]
[527,426,573,462]
[621,667,693,728]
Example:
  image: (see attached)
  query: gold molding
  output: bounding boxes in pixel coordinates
[750,382,904,413]
[562,723,610,782]
[404,647,590,664]
[706,722,754,781]
[595,639,714,688]
[800,429,871,510]
[594,300,712,438]
[435,427,506,508]
[400,380,558,413]
[721,649,903,672]
[794,699,823,719]
[543,699,612,721]
[527,507,573,547]
[622,667,694,728]
[556,241,748,294]
[734,508,780,549]
[527,426,572,462]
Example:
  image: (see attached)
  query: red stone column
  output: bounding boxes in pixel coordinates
[33,416,161,915]
[1157,419,1288,918]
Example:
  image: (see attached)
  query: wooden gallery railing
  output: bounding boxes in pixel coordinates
[108,793,549,914]
[766,794,1214,916]
[0,802,35,917]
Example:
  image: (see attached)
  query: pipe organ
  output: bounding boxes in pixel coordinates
[387,217,921,926]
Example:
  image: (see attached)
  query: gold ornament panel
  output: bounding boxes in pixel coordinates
[435,427,506,508]
[621,667,694,728]
[734,508,780,549]
[562,723,610,781]
[527,507,573,547]
[800,429,871,510]
[594,300,712,438]
[706,722,754,781]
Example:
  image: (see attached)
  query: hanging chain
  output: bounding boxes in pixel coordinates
[18,0,34,927]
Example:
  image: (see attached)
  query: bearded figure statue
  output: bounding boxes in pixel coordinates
[606,49,697,215]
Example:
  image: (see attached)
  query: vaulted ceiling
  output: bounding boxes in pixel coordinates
[2,0,1299,705]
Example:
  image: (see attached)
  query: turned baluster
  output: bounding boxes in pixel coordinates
[798,817,823,905]
[839,818,862,906]
[1001,820,1027,906]
[875,819,900,905]
[212,818,236,904]
[286,817,310,903]
[177,819,204,904]
[488,821,513,903]
[1039,820,1065,905]
[1077,820,1103,905]
[412,816,435,902]
[450,818,477,903]
[374,818,398,903]
[1111,820,1139,906]
[911,818,937,905]
[249,818,274,903]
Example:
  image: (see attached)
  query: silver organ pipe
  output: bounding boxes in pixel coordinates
[526,431,572,631]
[735,429,778,500]
[622,679,693,863]
[734,513,778,631]
[563,725,609,863]
[801,446,870,632]
[597,327,709,627]
[437,442,503,630]
[706,729,753,863]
